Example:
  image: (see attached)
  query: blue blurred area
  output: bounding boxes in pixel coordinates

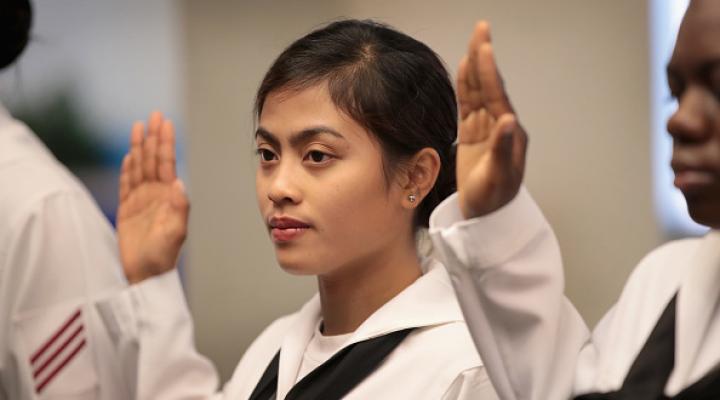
[0,0,186,228]
[7,89,186,228]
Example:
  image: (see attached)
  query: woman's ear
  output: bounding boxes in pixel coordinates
[401,148,441,209]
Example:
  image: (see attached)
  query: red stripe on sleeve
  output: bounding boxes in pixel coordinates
[30,308,82,364]
[34,338,87,394]
[32,324,84,378]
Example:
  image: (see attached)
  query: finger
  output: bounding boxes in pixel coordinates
[126,151,137,189]
[169,179,190,247]
[119,154,132,202]
[171,179,189,213]
[459,108,493,145]
[457,57,484,119]
[148,111,163,138]
[512,124,529,175]
[130,121,143,148]
[466,21,492,90]
[476,20,492,43]
[477,43,514,117]
[130,122,144,188]
[457,56,470,118]
[489,114,517,170]
[142,134,158,181]
[158,119,177,183]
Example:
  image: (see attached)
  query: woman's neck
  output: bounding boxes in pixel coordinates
[317,240,422,336]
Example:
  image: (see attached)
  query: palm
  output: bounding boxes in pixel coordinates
[456,22,527,219]
[117,113,189,284]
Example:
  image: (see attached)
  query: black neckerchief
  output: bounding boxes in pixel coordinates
[249,328,413,400]
[572,294,719,399]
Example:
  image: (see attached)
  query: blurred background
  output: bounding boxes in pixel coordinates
[0,0,702,382]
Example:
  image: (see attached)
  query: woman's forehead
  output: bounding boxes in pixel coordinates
[259,85,375,145]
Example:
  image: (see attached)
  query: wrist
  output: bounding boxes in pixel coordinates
[125,269,151,285]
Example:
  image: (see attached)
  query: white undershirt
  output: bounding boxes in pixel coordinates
[296,321,353,383]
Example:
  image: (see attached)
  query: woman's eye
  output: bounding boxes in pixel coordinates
[256,148,277,162]
[306,150,332,164]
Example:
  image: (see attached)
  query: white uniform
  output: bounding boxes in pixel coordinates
[428,188,720,399]
[97,260,499,399]
[0,103,153,399]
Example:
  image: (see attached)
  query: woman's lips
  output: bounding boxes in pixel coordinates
[271,227,309,243]
[268,216,311,243]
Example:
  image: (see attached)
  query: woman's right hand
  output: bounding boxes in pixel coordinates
[455,21,528,220]
[117,112,189,284]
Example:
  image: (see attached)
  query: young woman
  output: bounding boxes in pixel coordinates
[103,20,505,399]
[428,1,720,399]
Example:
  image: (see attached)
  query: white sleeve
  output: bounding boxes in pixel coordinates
[441,367,498,400]
[429,188,590,400]
[1,191,130,399]
[97,270,221,400]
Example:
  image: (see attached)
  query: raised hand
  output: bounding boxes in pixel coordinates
[117,111,189,284]
[456,21,528,219]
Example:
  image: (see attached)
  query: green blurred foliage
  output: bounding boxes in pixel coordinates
[13,90,103,168]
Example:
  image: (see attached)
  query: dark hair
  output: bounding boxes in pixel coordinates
[0,0,32,70]
[255,19,457,229]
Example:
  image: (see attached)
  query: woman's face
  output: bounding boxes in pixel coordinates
[255,84,410,275]
[667,0,720,229]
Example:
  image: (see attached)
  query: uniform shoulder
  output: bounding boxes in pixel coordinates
[610,237,704,316]
[385,262,483,378]
[2,159,85,203]
[591,238,704,362]
[0,168,104,250]
[626,238,702,287]
[375,321,488,399]
[0,136,91,224]
[407,321,483,373]
[225,311,299,390]
[643,237,701,260]
[253,313,298,349]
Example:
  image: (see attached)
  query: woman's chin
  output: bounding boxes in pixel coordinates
[275,254,326,276]
[278,263,319,276]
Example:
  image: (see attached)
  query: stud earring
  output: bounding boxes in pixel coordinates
[408,194,417,203]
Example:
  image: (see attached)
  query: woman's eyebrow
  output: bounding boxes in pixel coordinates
[255,125,347,148]
[255,127,280,148]
[289,126,347,147]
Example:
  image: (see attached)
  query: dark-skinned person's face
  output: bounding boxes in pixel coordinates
[667,0,720,229]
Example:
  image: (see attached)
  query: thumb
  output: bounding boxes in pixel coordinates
[166,179,189,248]
[490,113,516,169]
[171,179,190,215]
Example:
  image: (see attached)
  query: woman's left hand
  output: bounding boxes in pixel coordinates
[456,21,528,219]
[117,112,189,284]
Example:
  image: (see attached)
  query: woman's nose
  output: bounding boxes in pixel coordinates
[266,163,302,205]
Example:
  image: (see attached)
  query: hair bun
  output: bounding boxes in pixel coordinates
[0,0,32,70]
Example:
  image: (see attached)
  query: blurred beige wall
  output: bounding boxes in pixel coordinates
[182,0,662,381]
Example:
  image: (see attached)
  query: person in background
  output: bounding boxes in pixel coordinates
[0,1,216,398]
[428,1,720,398]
